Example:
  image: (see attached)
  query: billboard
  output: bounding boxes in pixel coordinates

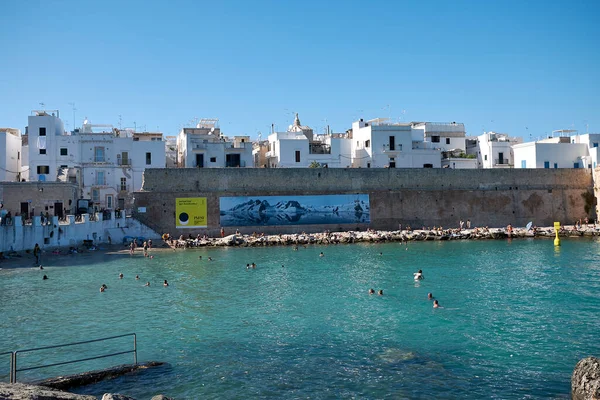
[176,197,207,228]
[220,194,370,227]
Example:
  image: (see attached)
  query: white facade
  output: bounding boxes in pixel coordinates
[513,135,590,169]
[0,128,22,181]
[177,119,253,168]
[350,118,441,168]
[26,111,165,210]
[265,114,352,168]
[474,131,523,168]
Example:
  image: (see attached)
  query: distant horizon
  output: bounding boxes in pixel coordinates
[2,0,598,141]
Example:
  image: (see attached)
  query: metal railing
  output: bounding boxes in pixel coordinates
[6,333,137,383]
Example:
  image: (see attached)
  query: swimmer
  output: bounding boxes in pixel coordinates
[42,275,48,280]
[427,292,433,300]
[144,282,150,287]
[163,280,169,287]
[282,264,284,268]
[251,262,256,269]
[208,257,213,261]
[319,252,324,257]
[39,265,44,270]
[100,286,105,292]
[135,275,140,280]
[199,256,202,260]
[246,263,250,269]
[150,255,154,259]
[369,288,375,295]
[433,300,440,308]
[119,273,124,279]
[378,289,384,296]
[413,269,424,281]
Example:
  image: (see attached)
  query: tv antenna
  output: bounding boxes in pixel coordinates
[39,102,45,110]
[118,114,122,129]
[68,102,77,130]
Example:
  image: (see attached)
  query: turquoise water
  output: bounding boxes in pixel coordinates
[1,238,600,399]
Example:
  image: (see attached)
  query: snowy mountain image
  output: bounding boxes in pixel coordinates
[220,195,370,226]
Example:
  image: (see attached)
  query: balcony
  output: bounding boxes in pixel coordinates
[117,158,131,166]
[494,159,513,167]
[119,185,130,192]
[382,144,402,154]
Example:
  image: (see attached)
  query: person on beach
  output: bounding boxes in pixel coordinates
[433,299,440,308]
[129,241,135,255]
[414,270,424,280]
[466,219,471,229]
[163,280,169,287]
[148,239,152,248]
[220,227,225,238]
[33,243,41,264]
[143,241,148,257]
[369,288,375,295]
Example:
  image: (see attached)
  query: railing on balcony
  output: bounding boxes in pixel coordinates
[117,158,131,166]
[119,185,130,192]
[495,159,511,165]
[225,142,248,149]
[309,143,331,155]
[382,144,402,152]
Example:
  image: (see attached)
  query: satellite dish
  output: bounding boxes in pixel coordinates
[211,127,215,133]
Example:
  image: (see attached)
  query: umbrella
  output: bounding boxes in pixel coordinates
[526,221,533,230]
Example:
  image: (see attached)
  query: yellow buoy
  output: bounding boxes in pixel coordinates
[554,221,561,246]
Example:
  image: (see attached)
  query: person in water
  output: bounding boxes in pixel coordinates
[428,292,433,300]
[163,280,169,287]
[135,275,140,280]
[433,300,440,308]
[119,273,124,279]
[369,288,375,295]
[144,282,150,287]
[42,275,48,280]
[319,252,324,257]
[378,289,384,295]
[100,286,105,292]
[414,269,424,280]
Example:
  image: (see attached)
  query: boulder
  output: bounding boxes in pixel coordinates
[102,394,136,400]
[572,356,600,400]
[0,382,96,400]
[151,395,173,400]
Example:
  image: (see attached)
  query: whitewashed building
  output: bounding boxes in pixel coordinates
[177,119,253,168]
[350,118,441,168]
[513,130,590,169]
[468,131,523,168]
[0,128,22,181]
[265,114,352,168]
[25,110,165,211]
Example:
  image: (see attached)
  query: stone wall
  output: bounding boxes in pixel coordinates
[0,182,79,218]
[134,168,595,236]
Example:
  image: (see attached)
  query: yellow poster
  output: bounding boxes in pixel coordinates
[176,197,207,228]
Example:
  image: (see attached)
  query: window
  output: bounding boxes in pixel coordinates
[39,149,46,155]
[60,165,68,169]
[574,162,580,169]
[37,165,50,174]
[60,148,68,156]
[120,177,127,191]
[445,138,450,145]
[96,171,105,185]
[119,151,129,165]
[94,147,105,162]
[554,163,558,169]
[423,163,433,168]
[484,155,488,161]
[210,157,217,163]
[594,143,599,148]
[544,161,550,169]
[389,136,395,151]
[365,140,371,148]
[146,152,152,165]
[17,151,20,160]
[106,195,113,209]
[367,162,371,168]
[92,189,100,202]
[39,127,46,136]
[431,136,440,143]
[521,160,526,168]
[295,150,301,163]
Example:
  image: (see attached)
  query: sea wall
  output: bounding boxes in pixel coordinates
[0,212,160,253]
[134,168,595,236]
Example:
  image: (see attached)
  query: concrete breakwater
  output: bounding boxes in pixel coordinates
[165,225,599,248]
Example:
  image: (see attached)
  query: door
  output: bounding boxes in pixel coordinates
[226,154,241,167]
[54,202,63,218]
[20,202,29,218]
[196,154,204,168]
[498,152,504,164]
[118,198,125,210]
[389,136,395,151]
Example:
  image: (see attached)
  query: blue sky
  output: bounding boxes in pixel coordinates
[1,0,598,140]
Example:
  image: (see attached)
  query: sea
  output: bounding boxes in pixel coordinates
[1,237,599,399]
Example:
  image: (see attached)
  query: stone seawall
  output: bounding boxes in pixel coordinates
[134,168,595,236]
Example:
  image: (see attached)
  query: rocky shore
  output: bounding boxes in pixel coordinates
[166,224,600,249]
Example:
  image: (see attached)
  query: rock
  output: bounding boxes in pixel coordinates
[0,382,96,399]
[572,356,600,400]
[102,394,136,400]
[151,395,173,400]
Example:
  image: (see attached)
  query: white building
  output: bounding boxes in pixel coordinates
[26,111,165,210]
[470,131,523,168]
[513,130,590,169]
[350,118,441,168]
[0,128,22,181]
[265,114,352,168]
[177,119,253,168]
